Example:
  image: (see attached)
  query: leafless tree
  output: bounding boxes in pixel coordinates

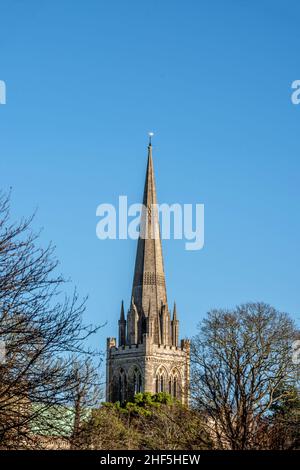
[0,191,102,449]
[191,302,299,450]
[69,357,103,449]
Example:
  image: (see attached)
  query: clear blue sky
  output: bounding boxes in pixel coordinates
[1,0,299,353]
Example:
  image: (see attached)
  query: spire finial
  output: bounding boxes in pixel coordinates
[148,131,154,146]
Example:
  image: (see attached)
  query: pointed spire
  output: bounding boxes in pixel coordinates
[120,300,125,321]
[171,302,179,347]
[131,137,168,317]
[118,300,126,347]
[173,302,177,320]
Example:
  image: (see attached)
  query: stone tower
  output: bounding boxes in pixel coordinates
[106,140,190,405]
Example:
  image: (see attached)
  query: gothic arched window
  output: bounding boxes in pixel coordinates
[155,367,166,393]
[160,374,164,392]
[169,369,180,399]
[133,368,142,394]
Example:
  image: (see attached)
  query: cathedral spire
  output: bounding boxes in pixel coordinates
[131,137,168,317]
[171,302,179,347]
[118,300,126,346]
[120,300,125,321]
[172,302,177,320]
[106,138,189,405]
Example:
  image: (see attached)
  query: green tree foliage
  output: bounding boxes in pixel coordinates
[82,393,212,450]
[268,384,300,449]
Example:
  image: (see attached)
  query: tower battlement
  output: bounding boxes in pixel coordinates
[107,337,190,356]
